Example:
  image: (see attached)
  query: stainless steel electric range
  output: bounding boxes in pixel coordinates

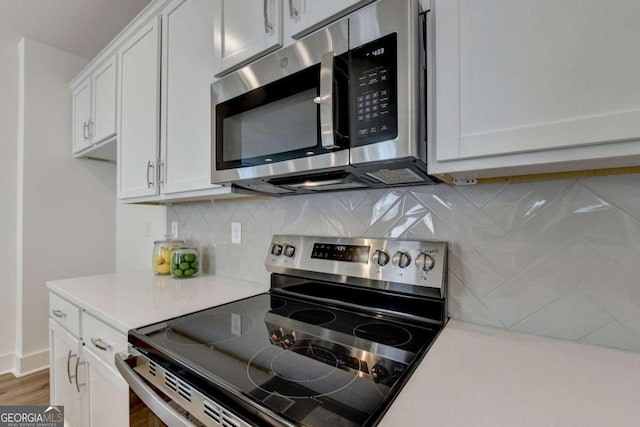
[116,235,447,427]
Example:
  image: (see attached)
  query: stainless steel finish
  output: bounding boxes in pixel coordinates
[83,122,89,141]
[91,337,112,351]
[66,350,75,384]
[211,20,349,184]
[288,0,299,18]
[415,253,435,271]
[372,249,390,266]
[115,354,199,427]
[271,244,283,256]
[263,0,273,33]
[146,160,154,189]
[318,51,338,149]
[392,251,411,268]
[349,0,424,165]
[52,309,66,318]
[265,235,447,296]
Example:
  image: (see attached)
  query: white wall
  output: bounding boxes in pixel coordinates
[116,203,167,273]
[15,38,117,373]
[0,35,19,373]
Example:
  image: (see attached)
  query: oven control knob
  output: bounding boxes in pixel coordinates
[372,250,390,266]
[392,251,411,269]
[415,253,435,271]
[371,364,388,383]
[271,244,283,256]
[284,245,296,258]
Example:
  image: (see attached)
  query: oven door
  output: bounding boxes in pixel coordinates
[211,19,350,185]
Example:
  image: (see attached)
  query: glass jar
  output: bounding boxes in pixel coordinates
[171,247,200,279]
[152,239,184,275]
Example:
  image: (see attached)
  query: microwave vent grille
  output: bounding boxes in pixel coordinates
[239,183,294,194]
[365,168,425,185]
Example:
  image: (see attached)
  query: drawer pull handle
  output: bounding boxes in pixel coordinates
[91,337,112,351]
[52,309,67,318]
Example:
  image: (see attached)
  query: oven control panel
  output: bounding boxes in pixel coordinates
[266,235,447,295]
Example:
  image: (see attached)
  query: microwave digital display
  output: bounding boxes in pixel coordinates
[350,33,398,147]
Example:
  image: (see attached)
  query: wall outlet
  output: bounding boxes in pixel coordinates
[231,222,242,244]
[170,221,179,238]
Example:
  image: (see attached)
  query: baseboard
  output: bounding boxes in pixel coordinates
[13,349,49,377]
[0,352,13,374]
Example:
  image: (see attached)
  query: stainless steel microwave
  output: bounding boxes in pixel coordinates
[211,0,437,195]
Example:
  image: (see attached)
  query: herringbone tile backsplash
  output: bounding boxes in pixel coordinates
[168,175,640,353]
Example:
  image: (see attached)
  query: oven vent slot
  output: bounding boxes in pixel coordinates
[148,360,157,377]
[222,411,241,427]
[177,379,192,402]
[203,400,222,424]
[164,371,178,392]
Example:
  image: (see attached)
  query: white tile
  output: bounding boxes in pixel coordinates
[484,237,614,327]
[580,322,640,353]
[453,182,508,208]
[511,290,614,340]
[447,273,505,328]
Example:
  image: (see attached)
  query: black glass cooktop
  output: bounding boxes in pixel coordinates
[130,292,439,427]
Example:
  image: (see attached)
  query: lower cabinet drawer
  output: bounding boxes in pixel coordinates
[49,292,81,337]
[82,313,127,371]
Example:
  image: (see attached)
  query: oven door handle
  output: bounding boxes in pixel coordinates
[115,353,196,427]
[315,51,339,150]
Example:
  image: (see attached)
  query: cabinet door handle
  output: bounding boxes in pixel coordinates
[91,337,112,352]
[263,0,274,33]
[67,350,78,384]
[52,309,66,318]
[146,161,155,189]
[158,160,165,186]
[288,0,299,18]
[74,358,86,393]
[82,122,89,141]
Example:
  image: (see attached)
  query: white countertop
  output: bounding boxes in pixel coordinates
[47,271,266,334]
[48,273,640,425]
[381,320,640,427]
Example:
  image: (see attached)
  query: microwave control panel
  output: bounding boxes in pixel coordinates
[351,33,398,146]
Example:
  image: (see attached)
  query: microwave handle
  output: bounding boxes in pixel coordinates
[314,52,339,149]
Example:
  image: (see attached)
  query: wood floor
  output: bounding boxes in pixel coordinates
[0,369,49,406]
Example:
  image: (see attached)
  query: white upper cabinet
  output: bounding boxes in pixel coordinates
[161,0,220,194]
[72,81,92,153]
[284,0,366,41]
[118,17,162,199]
[429,0,640,178]
[71,55,118,160]
[214,0,282,76]
[91,57,117,143]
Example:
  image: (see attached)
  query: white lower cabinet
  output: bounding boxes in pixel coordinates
[49,292,129,426]
[49,320,89,427]
[84,349,129,427]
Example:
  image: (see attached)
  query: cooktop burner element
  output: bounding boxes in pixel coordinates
[127,235,448,427]
[289,308,337,325]
[354,322,413,347]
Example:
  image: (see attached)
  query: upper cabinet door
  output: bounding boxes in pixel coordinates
[431,0,640,173]
[91,56,117,144]
[161,0,220,194]
[72,81,92,154]
[118,17,162,199]
[214,0,282,76]
[284,0,367,41]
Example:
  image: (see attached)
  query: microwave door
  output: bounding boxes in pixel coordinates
[212,20,350,185]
